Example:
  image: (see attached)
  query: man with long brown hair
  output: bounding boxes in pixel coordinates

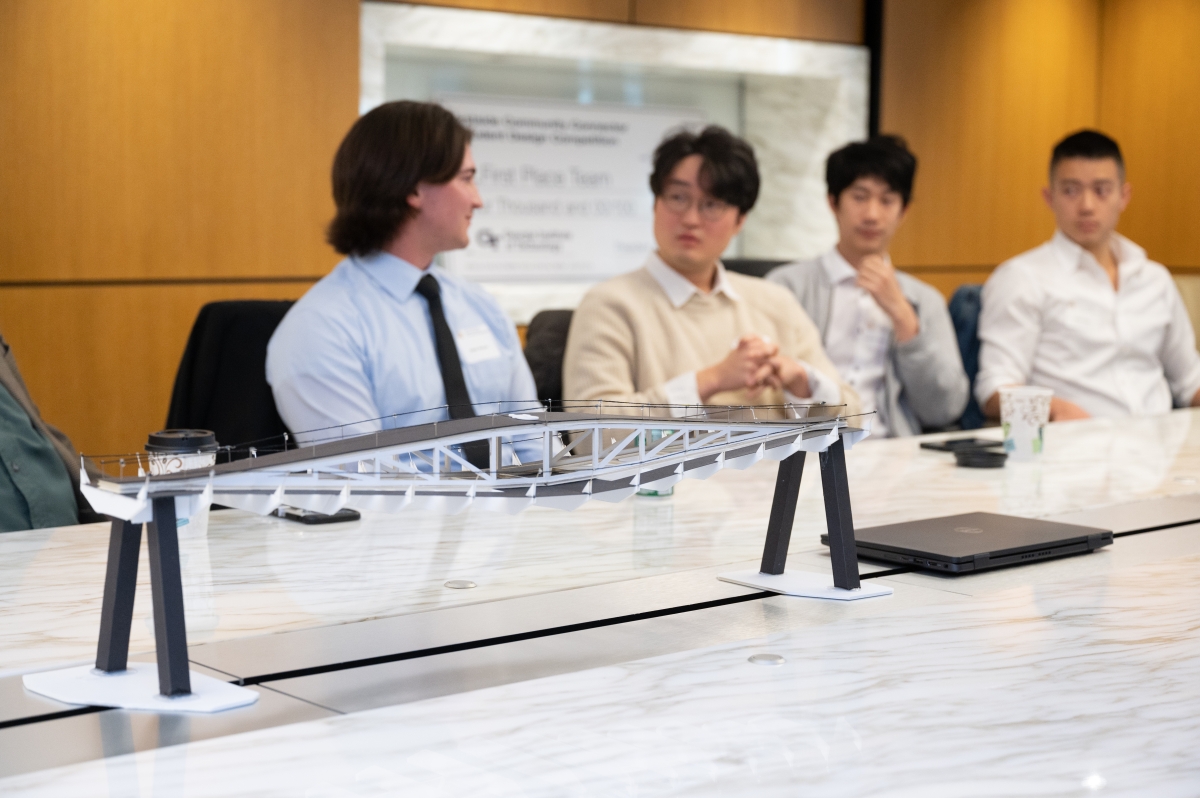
[267,101,538,463]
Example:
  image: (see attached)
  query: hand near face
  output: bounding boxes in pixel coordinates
[697,335,779,402]
[856,254,920,343]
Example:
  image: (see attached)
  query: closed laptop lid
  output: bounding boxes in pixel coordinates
[854,512,1111,564]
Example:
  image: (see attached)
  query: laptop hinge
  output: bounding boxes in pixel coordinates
[1087,533,1104,549]
[972,551,990,570]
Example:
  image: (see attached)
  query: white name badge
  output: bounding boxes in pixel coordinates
[456,325,503,365]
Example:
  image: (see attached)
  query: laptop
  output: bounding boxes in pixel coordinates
[820,511,1113,574]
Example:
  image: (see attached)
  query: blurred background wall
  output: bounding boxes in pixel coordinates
[0,0,360,455]
[882,0,1200,298]
[2,0,1198,455]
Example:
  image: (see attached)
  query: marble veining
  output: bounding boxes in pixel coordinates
[741,72,866,259]
[4,550,1197,796]
[2,410,1199,676]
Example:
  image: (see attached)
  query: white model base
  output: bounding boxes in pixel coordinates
[23,662,259,713]
[718,569,894,601]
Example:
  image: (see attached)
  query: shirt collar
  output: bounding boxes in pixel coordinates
[1050,229,1147,275]
[821,247,860,285]
[351,250,436,303]
[644,252,740,309]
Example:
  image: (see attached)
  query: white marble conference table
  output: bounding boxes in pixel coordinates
[3,409,1200,677]
[2,411,1200,794]
[5,542,1197,796]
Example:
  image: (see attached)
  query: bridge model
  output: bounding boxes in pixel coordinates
[26,403,890,712]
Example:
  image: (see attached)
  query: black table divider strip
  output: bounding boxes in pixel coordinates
[3,591,770,728]
[860,566,913,579]
[239,591,772,687]
[237,569,909,688]
[0,705,106,730]
[1112,518,1200,538]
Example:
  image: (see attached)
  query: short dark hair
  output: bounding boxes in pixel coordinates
[826,135,917,206]
[649,126,759,215]
[1050,129,1124,179]
[327,101,472,256]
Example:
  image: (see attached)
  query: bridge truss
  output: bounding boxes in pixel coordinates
[38,403,888,707]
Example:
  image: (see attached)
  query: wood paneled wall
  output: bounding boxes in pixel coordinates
[399,0,629,23]
[1098,0,1200,267]
[882,0,1200,294]
[632,0,863,42]
[0,0,359,283]
[881,0,1101,272]
[0,0,359,455]
[0,283,314,455]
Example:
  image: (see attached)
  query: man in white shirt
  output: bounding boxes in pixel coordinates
[769,136,968,436]
[977,130,1200,420]
[563,126,857,417]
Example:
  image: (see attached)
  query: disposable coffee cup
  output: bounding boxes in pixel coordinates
[999,387,1053,462]
[145,429,218,537]
[145,429,218,475]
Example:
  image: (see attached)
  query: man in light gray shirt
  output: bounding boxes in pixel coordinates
[769,136,968,436]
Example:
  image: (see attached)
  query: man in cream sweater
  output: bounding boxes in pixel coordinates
[564,126,858,418]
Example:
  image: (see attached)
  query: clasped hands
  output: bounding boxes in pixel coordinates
[696,335,811,402]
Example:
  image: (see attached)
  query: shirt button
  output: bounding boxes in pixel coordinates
[11,462,19,472]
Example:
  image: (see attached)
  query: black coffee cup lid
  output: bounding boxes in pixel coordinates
[954,449,1007,468]
[146,429,218,454]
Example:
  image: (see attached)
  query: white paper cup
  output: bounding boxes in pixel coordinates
[147,450,217,537]
[146,451,217,477]
[999,386,1053,461]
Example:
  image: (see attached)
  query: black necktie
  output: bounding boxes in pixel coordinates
[414,274,491,470]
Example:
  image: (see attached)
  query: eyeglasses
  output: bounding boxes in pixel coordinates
[659,190,735,221]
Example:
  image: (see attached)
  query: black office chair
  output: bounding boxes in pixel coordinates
[523,309,574,411]
[165,300,295,458]
[948,284,985,430]
[722,258,791,279]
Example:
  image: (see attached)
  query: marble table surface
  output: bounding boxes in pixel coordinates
[4,409,1200,676]
[3,541,1196,795]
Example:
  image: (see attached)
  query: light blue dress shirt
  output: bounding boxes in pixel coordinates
[266,252,540,461]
